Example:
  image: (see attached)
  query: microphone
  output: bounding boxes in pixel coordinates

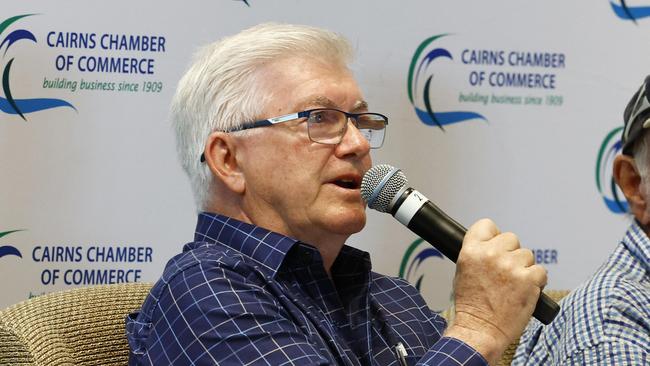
[361,164,560,325]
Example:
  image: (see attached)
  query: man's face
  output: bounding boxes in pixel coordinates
[234,56,372,245]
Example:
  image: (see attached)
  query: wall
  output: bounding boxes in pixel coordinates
[0,0,644,311]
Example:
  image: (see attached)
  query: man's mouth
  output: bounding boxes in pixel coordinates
[332,177,360,189]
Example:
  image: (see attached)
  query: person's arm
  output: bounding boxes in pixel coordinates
[440,219,548,365]
[140,218,545,365]
[141,264,330,365]
[146,260,490,366]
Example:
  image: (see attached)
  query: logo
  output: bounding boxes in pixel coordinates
[610,1,650,22]
[407,34,486,130]
[398,238,443,289]
[0,229,24,259]
[0,14,75,120]
[596,126,628,213]
[398,238,454,311]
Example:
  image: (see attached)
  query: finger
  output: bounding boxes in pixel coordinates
[490,232,521,252]
[465,218,500,243]
[507,248,534,267]
[525,264,548,288]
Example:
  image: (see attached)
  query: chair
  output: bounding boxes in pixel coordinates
[0,282,152,365]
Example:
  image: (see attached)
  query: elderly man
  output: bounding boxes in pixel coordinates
[127,23,547,365]
[513,78,650,365]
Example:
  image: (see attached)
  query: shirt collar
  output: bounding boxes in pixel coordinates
[333,245,372,274]
[193,212,299,277]
[624,221,650,273]
[192,212,373,278]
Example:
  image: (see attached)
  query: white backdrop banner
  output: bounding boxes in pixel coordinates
[1,0,646,311]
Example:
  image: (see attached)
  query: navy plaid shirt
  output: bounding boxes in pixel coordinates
[126,213,487,365]
[513,222,650,365]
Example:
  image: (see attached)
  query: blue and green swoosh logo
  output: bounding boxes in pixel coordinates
[610,1,650,22]
[398,238,443,291]
[0,229,24,259]
[1,14,75,120]
[407,34,485,130]
[595,127,629,214]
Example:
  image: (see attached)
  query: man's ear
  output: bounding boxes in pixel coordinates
[613,154,650,224]
[203,132,245,194]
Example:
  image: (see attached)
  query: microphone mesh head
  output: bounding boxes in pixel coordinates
[361,164,408,213]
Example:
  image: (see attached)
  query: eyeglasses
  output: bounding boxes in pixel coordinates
[200,108,388,162]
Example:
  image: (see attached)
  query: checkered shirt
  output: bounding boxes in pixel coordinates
[126,212,487,365]
[513,222,650,365]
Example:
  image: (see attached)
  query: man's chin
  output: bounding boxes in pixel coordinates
[323,211,366,236]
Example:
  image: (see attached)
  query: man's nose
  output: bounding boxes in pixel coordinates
[335,119,371,158]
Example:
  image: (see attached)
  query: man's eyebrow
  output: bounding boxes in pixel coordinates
[297,95,369,112]
[297,96,338,110]
[351,100,369,112]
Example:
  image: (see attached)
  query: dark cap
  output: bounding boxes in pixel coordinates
[622,75,650,155]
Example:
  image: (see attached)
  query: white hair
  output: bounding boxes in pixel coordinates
[170,23,354,211]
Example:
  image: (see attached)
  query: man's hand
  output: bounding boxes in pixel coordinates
[444,218,547,365]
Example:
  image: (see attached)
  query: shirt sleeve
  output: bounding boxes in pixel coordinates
[416,337,488,365]
[562,342,648,365]
[136,262,330,365]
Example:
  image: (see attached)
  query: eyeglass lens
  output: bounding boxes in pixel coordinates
[307,109,386,148]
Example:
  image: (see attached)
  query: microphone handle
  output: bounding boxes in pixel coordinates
[407,200,464,263]
[395,199,560,325]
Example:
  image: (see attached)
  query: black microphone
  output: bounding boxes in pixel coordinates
[361,164,560,325]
